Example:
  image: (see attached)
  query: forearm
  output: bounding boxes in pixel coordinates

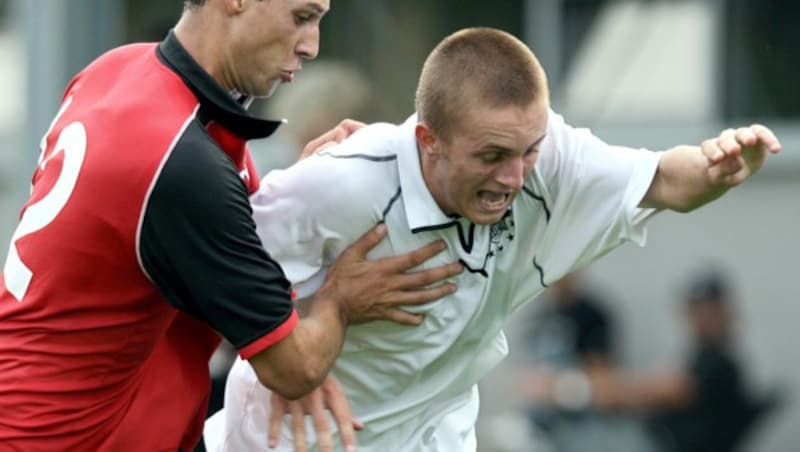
[590,367,693,411]
[641,145,729,212]
[248,298,346,400]
[642,125,780,212]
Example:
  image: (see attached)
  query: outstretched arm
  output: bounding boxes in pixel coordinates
[641,124,782,212]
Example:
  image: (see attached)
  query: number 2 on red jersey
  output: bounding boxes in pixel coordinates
[3,97,87,301]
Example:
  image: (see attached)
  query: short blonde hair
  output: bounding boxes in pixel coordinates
[415,27,548,141]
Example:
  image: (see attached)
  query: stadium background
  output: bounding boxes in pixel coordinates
[0,1,796,451]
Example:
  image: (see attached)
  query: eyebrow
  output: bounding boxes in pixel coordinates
[305,2,328,15]
[530,134,547,149]
[478,133,548,156]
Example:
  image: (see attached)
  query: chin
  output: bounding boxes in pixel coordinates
[260,81,281,98]
[468,211,506,225]
[246,79,280,98]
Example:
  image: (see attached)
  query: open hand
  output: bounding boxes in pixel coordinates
[316,224,463,326]
[268,376,362,452]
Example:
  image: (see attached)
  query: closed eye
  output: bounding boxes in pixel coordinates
[294,13,314,25]
[481,152,504,163]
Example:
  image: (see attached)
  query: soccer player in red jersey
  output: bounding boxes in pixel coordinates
[0,1,462,450]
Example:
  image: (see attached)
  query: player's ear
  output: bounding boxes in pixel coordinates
[415,122,439,157]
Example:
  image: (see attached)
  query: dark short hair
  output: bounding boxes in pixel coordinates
[685,271,729,304]
[184,0,206,8]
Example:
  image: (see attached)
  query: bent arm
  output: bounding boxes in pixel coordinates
[249,294,346,400]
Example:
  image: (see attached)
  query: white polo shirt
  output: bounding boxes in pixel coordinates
[204,110,662,451]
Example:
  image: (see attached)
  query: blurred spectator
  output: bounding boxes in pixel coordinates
[643,270,782,452]
[521,269,782,452]
[517,272,654,452]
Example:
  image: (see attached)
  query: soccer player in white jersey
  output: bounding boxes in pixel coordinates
[205,27,781,451]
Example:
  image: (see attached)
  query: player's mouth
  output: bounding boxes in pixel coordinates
[477,190,512,213]
[280,71,295,83]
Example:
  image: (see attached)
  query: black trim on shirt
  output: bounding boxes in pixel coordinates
[381,187,403,221]
[317,151,398,162]
[458,257,490,277]
[411,220,475,254]
[457,222,476,254]
[140,122,294,350]
[532,256,548,288]
[522,185,551,222]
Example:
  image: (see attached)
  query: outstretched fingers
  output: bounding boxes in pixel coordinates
[323,379,362,452]
[290,402,308,452]
[341,224,389,260]
[268,394,288,448]
[751,124,782,153]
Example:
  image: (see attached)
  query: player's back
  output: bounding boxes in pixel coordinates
[0,41,205,449]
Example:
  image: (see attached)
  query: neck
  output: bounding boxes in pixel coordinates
[418,143,450,216]
[174,10,231,90]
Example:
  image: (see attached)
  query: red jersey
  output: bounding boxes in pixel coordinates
[0,33,297,450]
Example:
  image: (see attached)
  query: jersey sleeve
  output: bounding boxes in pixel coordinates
[139,122,296,359]
[534,109,663,270]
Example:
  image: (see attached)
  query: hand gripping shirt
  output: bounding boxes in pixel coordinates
[208,111,662,451]
[0,32,296,451]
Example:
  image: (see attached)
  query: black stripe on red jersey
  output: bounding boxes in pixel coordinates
[139,119,295,351]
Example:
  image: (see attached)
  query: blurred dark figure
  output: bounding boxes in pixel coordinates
[646,271,782,452]
[519,272,615,411]
[518,273,654,452]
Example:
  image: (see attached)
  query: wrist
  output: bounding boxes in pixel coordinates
[309,286,349,327]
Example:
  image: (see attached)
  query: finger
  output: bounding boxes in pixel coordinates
[379,240,449,272]
[302,134,331,157]
[269,395,288,448]
[717,128,741,156]
[301,128,344,160]
[734,126,758,148]
[339,118,367,135]
[309,391,334,452]
[324,381,360,452]
[290,402,308,452]
[328,127,349,144]
[701,138,725,164]
[383,282,458,307]
[389,263,464,291]
[301,121,365,159]
[340,223,388,258]
[751,124,782,152]
[379,308,426,326]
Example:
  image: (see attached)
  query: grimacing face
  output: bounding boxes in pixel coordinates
[227,0,330,97]
[418,101,548,225]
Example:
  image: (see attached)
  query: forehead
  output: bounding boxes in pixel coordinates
[262,0,329,12]
[292,0,330,11]
[454,100,548,149]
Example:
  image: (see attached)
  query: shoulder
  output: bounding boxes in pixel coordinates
[258,122,402,207]
[154,121,247,215]
[534,109,594,183]
[313,122,401,166]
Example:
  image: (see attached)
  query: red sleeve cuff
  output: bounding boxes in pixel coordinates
[238,309,299,359]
